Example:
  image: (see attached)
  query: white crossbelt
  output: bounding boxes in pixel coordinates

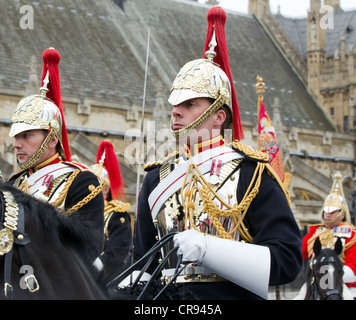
[24,163,76,197]
[148,147,243,220]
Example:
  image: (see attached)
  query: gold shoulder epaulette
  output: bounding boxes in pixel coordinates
[105,200,131,213]
[143,151,179,171]
[232,140,269,162]
[232,140,291,206]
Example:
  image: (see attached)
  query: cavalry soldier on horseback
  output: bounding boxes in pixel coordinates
[302,172,356,299]
[91,140,132,287]
[6,48,104,264]
[133,6,302,299]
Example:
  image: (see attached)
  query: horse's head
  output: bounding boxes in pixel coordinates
[310,237,344,300]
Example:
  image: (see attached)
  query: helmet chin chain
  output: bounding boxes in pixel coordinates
[170,88,229,139]
[322,209,344,225]
[18,121,59,170]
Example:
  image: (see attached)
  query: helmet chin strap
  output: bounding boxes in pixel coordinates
[322,209,344,225]
[171,89,229,139]
[18,124,59,170]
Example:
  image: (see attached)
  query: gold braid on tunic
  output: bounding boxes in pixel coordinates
[16,167,107,216]
[161,141,291,243]
[103,200,131,238]
[50,169,104,216]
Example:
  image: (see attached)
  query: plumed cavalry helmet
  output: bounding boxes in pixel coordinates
[10,93,64,146]
[9,48,71,169]
[169,6,244,141]
[322,171,351,223]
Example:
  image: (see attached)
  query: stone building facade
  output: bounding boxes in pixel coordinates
[248,0,356,226]
[0,0,354,228]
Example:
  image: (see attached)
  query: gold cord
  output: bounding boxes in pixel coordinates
[232,140,291,206]
[51,169,103,216]
[18,179,30,194]
[181,154,267,243]
[65,184,103,216]
[232,140,269,162]
[51,169,81,208]
[181,141,291,242]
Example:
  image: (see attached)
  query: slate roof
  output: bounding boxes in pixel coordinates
[275,8,356,57]
[0,0,335,134]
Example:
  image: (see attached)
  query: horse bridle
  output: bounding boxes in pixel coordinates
[310,258,342,300]
[0,190,39,298]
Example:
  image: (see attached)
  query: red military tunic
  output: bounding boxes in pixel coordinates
[302,222,356,289]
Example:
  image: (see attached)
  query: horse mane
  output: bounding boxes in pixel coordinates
[0,183,101,264]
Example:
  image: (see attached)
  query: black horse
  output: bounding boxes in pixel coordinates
[0,184,105,300]
[304,237,344,300]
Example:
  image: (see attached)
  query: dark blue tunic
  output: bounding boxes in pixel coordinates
[134,149,302,300]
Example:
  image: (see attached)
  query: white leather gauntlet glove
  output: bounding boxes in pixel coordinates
[173,229,271,299]
[173,229,207,264]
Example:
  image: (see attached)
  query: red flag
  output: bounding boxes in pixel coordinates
[257,96,285,182]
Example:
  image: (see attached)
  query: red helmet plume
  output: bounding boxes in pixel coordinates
[203,6,244,141]
[41,48,72,161]
[96,140,125,200]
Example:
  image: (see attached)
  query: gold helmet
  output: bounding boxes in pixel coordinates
[168,57,232,110]
[10,94,63,143]
[169,6,243,141]
[323,194,344,214]
[9,48,71,169]
[91,163,110,189]
[168,58,231,139]
[322,171,350,222]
